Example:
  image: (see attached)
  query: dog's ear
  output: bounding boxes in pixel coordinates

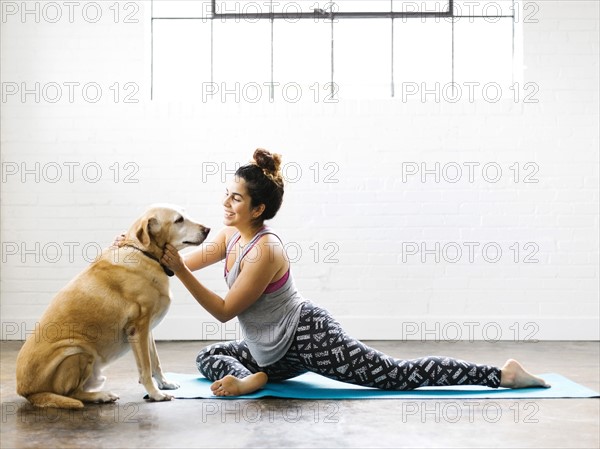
[136,217,159,247]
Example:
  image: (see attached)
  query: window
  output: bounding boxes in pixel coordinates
[151,1,523,101]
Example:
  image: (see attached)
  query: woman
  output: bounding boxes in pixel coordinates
[161,149,549,396]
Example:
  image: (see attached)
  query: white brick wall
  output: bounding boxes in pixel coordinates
[1,1,598,341]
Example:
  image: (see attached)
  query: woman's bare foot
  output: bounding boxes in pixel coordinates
[500,359,550,389]
[210,372,268,397]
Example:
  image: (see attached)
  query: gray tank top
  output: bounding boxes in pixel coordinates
[224,226,307,367]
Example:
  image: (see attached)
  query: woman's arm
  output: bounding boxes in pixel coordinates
[162,235,285,322]
[182,227,232,271]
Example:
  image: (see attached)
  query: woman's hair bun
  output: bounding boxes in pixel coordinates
[252,148,283,184]
[237,148,285,222]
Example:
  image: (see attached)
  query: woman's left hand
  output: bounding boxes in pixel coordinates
[161,244,186,275]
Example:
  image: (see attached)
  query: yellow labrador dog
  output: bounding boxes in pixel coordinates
[16,205,210,409]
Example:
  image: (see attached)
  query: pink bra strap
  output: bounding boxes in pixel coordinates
[263,269,290,294]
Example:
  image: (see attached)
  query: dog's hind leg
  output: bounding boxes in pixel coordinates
[23,353,92,409]
[51,353,118,405]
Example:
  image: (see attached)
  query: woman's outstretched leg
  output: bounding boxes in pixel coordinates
[196,340,268,396]
[290,303,547,390]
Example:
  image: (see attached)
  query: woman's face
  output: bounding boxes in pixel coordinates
[222,177,262,227]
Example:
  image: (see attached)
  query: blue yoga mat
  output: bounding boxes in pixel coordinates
[157,372,599,400]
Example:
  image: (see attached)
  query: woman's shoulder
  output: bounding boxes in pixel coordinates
[257,226,285,244]
[245,229,288,271]
[251,228,287,261]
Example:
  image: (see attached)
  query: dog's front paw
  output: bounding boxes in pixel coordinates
[147,391,174,402]
[156,380,180,390]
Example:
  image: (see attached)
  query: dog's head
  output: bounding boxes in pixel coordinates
[130,204,210,255]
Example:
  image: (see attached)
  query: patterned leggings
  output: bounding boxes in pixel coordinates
[196,302,502,390]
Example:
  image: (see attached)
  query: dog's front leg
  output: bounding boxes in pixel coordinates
[127,323,173,402]
[149,332,179,390]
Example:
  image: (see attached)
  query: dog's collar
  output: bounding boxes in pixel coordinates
[121,244,174,277]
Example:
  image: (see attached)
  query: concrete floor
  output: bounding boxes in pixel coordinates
[1,340,598,449]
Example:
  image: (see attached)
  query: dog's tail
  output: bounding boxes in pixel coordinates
[26,392,84,409]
